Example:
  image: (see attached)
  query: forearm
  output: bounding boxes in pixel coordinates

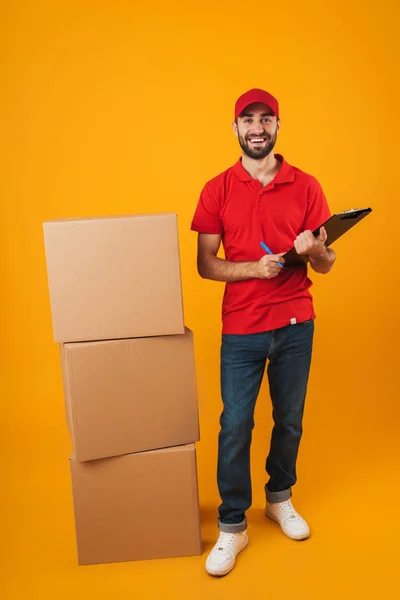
[309,247,336,274]
[198,255,258,282]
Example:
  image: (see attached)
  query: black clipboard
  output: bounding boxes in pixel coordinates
[282,207,372,267]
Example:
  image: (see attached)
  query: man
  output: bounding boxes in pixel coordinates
[191,88,336,577]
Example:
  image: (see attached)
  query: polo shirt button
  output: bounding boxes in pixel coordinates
[258,200,262,206]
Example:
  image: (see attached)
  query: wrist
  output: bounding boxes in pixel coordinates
[309,244,328,261]
[249,261,261,278]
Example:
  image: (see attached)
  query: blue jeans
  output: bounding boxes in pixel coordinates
[217,320,314,533]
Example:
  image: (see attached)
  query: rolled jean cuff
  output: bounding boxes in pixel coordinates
[266,487,292,504]
[218,517,247,533]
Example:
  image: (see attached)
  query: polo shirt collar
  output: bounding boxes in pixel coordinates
[232,154,295,184]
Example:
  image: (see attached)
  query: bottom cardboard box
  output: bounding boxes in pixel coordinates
[70,443,202,565]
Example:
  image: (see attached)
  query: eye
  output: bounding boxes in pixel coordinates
[262,118,272,123]
[244,119,252,124]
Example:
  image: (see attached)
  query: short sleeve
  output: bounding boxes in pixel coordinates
[303,178,331,231]
[191,183,223,235]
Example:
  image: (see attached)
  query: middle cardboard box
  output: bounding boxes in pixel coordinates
[60,327,199,462]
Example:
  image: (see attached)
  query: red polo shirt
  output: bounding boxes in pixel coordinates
[191,154,331,334]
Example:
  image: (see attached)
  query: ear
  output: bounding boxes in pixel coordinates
[232,121,238,136]
[276,118,280,132]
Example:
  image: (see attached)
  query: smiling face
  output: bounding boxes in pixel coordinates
[233,102,280,160]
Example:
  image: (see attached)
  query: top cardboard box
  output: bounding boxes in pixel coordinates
[43,214,185,342]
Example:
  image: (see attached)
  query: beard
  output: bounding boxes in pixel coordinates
[238,130,277,160]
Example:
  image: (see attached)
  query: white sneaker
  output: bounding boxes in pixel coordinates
[266,499,310,540]
[205,530,248,577]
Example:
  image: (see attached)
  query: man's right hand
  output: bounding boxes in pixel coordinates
[254,254,285,279]
[197,233,286,283]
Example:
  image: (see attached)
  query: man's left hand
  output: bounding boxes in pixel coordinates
[294,227,328,258]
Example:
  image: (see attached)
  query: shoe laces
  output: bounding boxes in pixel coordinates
[279,500,298,520]
[216,532,235,552]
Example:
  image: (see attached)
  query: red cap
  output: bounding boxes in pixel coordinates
[234,88,279,120]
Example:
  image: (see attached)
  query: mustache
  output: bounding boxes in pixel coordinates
[245,133,272,141]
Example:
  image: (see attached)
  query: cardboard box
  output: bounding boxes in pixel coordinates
[61,328,199,461]
[70,444,202,565]
[43,214,185,342]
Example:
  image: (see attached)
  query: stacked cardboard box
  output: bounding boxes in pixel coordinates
[43,214,202,565]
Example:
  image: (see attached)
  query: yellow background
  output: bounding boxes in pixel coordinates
[2,0,399,598]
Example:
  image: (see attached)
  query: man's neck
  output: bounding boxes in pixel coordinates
[241,152,281,186]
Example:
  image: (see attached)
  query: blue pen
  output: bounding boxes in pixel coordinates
[260,242,283,268]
